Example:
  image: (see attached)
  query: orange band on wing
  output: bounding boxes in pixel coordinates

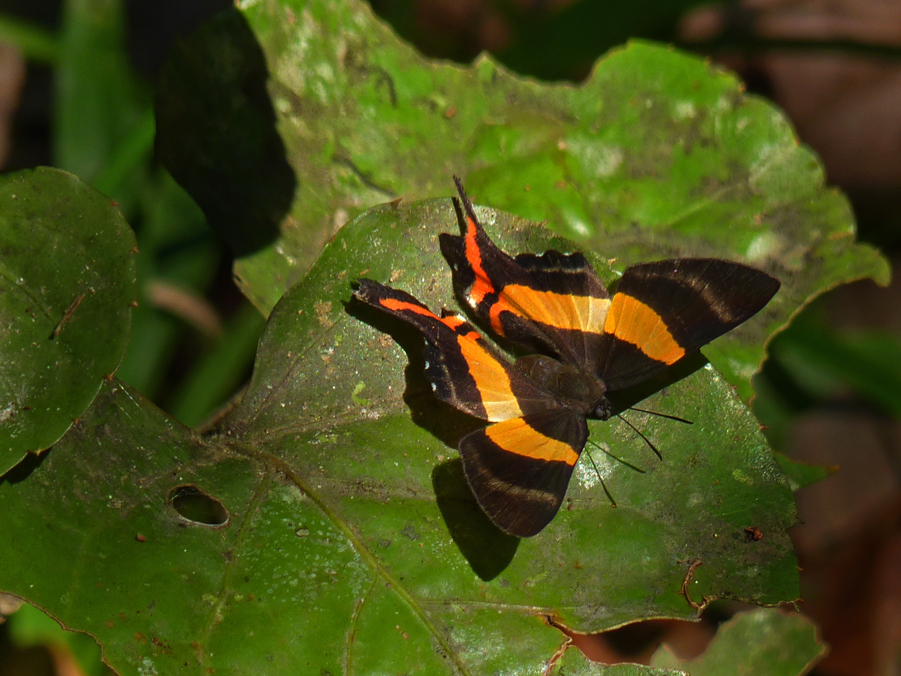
[604,294,686,364]
[485,418,580,466]
[457,333,522,421]
[490,284,610,335]
[440,314,466,330]
[380,298,471,334]
[380,297,438,319]
[465,215,495,304]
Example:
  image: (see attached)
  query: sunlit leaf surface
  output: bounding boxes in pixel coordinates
[157,0,888,403]
[1,200,800,675]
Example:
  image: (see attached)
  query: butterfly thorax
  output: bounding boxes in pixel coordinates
[514,354,611,420]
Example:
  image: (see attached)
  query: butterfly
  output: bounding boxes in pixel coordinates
[354,178,780,537]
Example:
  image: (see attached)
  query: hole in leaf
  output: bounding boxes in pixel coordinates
[167,485,229,527]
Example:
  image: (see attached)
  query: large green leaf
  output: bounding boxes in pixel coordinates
[0,199,799,675]
[157,0,888,401]
[0,168,137,474]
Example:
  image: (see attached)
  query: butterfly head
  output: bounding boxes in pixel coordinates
[592,397,614,422]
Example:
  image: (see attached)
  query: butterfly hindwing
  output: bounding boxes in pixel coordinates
[439,178,611,372]
[598,259,781,391]
[354,279,559,422]
[459,410,588,537]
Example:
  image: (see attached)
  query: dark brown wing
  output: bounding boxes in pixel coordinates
[354,279,558,421]
[597,259,780,391]
[439,177,610,372]
[459,410,587,537]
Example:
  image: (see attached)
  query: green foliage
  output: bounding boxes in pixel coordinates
[0,168,137,475]
[755,297,901,447]
[651,609,826,675]
[0,2,260,671]
[2,201,802,675]
[44,0,262,425]
[0,0,889,673]
[8,603,113,676]
[0,13,59,63]
[157,0,887,405]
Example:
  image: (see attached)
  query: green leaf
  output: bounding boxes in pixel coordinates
[553,648,686,675]
[0,199,799,675]
[773,453,835,492]
[0,12,61,64]
[651,608,827,675]
[0,167,137,474]
[753,300,901,447]
[156,0,888,400]
[772,324,901,417]
[55,0,152,194]
[8,603,110,676]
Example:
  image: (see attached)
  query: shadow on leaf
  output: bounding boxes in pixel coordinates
[0,450,48,486]
[345,293,484,448]
[347,294,520,576]
[432,459,519,580]
[156,8,295,258]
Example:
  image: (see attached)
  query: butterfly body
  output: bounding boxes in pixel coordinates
[354,179,780,537]
[512,354,611,420]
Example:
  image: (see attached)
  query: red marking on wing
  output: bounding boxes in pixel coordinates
[380,297,473,335]
[465,214,495,304]
[380,297,437,318]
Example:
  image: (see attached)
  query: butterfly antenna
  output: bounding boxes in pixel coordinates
[629,406,693,425]
[617,413,663,460]
[583,443,617,508]
[586,438,647,474]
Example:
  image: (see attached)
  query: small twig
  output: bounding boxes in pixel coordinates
[680,559,710,610]
[49,294,85,339]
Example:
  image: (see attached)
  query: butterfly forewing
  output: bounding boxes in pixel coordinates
[440,178,610,372]
[354,279,562,422]
[598,259,780,391]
